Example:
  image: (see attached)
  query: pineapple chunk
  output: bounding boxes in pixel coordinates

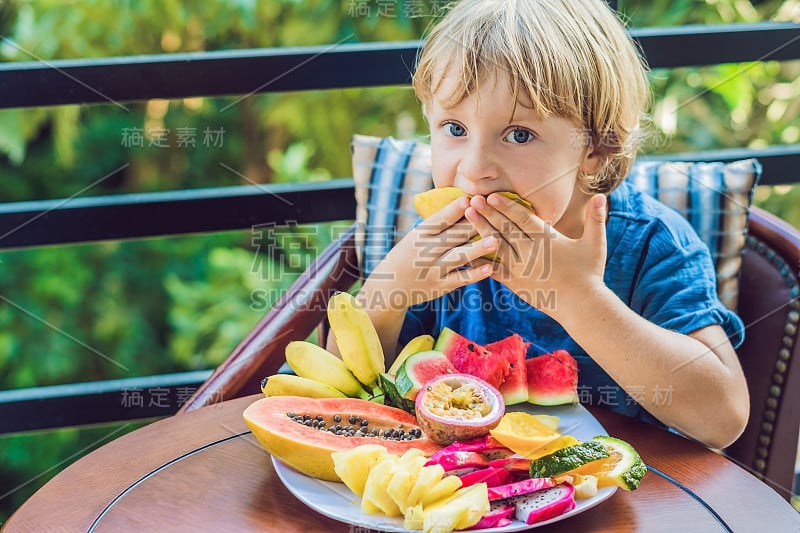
[362,455,402,516]
[361,496,382,515]
[331,444,387,498]
[419,475,462,507]
[572,474,599,499]
[387,455,426,510]
[423,483,490,533]
[397,448,426,463]
[405,464,445,509]
[403,503,424,530]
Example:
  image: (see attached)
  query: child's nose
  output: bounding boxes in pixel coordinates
[456,144,500,184]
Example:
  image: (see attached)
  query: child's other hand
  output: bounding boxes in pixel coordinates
[465,192,607,318]
[368,195,496,307]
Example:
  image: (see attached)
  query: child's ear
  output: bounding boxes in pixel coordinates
[580,143,605,176]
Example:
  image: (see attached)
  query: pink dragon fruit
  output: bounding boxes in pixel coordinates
[424,450,489,474]
[458,467,514,488]
[511,484,576,525]
[488,457,532,475]
[467,504,515,529]
[427,435,511,464]
[487,477,557,501]
[483,448,515,461]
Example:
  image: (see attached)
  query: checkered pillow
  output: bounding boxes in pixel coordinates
[351,134,761,310]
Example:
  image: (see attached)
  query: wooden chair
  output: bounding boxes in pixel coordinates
[180,205,800,499]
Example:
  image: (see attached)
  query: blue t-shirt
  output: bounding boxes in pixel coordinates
[398,180,745,424]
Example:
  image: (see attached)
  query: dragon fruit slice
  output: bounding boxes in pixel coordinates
[467,504,515,529]
[512,484,576,525]
[428,435,511,463]
[459,466,514,488]
[483,448,515,461]
[424,450,489,474]
[488,457,532,474]
[487,477,557,501]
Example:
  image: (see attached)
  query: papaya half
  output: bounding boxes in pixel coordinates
[243,396,442,481]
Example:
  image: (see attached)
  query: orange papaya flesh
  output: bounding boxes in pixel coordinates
[414,187,468,219]
[243,396,442,481]
[413,187,533,261]
[413,187,533,220]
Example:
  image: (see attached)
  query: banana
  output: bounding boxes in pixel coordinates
[327,292,385,387]
[285,340,370,399]
[261,374,347,399]
[388,334,435,375]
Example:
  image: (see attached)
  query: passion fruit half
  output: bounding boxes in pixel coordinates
[415,374,506,445]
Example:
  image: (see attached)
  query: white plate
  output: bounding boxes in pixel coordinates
[272,403,617,532]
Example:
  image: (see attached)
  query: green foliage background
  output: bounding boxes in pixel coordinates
[1,0,799,521]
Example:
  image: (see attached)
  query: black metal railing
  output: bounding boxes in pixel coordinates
[1,21,800,433]
[2,23,799,109]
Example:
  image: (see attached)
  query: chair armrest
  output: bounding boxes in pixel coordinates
[728,206,800,498]
[179,223,360,412]
[748,206,800,267]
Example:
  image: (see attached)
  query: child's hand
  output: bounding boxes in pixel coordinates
[368,195,496,308]
[465,192,608,318]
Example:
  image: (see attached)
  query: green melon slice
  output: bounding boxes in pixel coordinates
[378,372,416,415]
[395,350,457,401]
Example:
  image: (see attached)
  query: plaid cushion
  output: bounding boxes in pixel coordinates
[351,135,761,310]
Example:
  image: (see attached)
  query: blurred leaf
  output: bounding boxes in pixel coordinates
[0,109,27,164]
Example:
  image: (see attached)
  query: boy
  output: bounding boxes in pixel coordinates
[331,0,749,449]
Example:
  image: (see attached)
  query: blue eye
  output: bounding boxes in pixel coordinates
[506,128,533,144]
[446,123,466,137]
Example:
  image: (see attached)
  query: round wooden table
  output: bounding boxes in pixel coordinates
[4,395,798,532]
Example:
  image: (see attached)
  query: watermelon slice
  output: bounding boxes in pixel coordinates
[435,327,511,389]
[526,349,578,406]
[485,334,531,406]
[395,350,457,400]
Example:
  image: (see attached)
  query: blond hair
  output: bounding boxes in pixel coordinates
[413,0,651,194]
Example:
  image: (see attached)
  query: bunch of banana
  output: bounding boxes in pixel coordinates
[261,292,385,401]
[261,291,439,402]
[261,340,371,399]
[327,291,385,388]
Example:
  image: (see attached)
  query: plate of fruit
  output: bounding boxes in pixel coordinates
[263,396,645,532]
[244,293,647,532]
